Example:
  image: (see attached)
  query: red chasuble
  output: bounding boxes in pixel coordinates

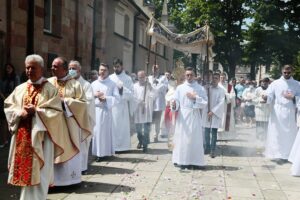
[12,82,46,186]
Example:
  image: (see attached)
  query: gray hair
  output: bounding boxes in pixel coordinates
[25,54,44,67]
[69,60,82,70]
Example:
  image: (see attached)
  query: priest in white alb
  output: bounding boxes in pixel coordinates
[171,67,207,169]
[263,65,300,163]
[133,70,156,152]
[289,94,300,176]
[68,60,95,173]
[91,63,120,162]
[202,73,225,158]
[49,57,91,186]
[148,64,168,142]
[110,58,134,152]
[218,72,236,140]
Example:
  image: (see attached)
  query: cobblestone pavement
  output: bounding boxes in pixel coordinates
[1,124,300,200]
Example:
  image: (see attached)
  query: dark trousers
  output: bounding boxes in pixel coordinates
[204,127,218,153]
[136,123,151,148]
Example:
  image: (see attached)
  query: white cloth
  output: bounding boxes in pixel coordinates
[91,77,120,157]
[264,76,300,159]
[78,76,95,171]
[253,87,271,122]
[110,71,134,151]
[289,96,300,176]
[148,75,168,111]
[172,81,208,166]
[202,85,225,129]
[242,87,256,106]
[133,82,156,124]
[218,82,236,140]
[54,118,81,186]
[53,76,85,186]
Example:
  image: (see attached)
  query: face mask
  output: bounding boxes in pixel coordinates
[249,85,254,89]
[68,69,78,78]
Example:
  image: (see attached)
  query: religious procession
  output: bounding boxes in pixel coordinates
[1,0,300,200]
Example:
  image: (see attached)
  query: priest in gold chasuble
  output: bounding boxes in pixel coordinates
[4,54,69,200]
[48,57,91,186]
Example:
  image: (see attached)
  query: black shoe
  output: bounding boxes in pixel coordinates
[137,143,142,149]
[276,159,289,165]
[210,151,216,158]
[81,170,88,175]
[153,137,158,143]
[95,157,102,162]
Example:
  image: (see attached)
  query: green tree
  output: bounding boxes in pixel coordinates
[244,0,300,80]
[153,0,247,80]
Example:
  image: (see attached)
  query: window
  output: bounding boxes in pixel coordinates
[124,15,130,38]
[114,5,133,40]
[156,43,165,57]
[139,23,147,46]
[44,0,52,32]
[44,0,61,36]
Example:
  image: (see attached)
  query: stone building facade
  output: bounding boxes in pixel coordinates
[0,0,173,78]
[93,0,173,73]
[0,0,94,76]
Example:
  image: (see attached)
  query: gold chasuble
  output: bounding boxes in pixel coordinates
[48,77,91,152]
[4,80,73,186]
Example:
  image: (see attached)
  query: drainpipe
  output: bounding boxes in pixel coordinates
[27,0,35,55]
[132,13,140,73]
[6,0,11,62]
[91,0,96,70]
[74,0,79,59]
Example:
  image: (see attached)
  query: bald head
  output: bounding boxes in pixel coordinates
[137,70,146,85]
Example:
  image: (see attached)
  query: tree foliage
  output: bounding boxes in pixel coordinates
[151,0,300,80]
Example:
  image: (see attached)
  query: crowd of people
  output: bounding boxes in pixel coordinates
[2,54,300,200]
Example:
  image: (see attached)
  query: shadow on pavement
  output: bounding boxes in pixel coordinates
[99,156,157,163]
[128,148,170,155]
[218,145,259,157]
[86,165,135,175]
[204,165,240,171]
[48,181,135,194]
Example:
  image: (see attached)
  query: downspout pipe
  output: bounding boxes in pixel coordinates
[27,0,35,55]
[132,13,140,73]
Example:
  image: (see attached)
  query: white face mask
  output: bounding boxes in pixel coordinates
[68,69,78,78]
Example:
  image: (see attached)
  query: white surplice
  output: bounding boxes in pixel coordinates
[148,75,168,111]
[289,95,300,176]
[253,87,270,122]
[110,71,134,151]
[91,77,120,157]
[218,82,236,140]
[202,85,225,129]
[264,76,300,159]
[77,76,95,171]
[172,81,208,166]
[133,82,156,124]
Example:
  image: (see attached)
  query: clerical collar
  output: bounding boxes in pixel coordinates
[98,76,109,82]
[185,80,195,86]
[281,76,294,82]
[27,77,45,85]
